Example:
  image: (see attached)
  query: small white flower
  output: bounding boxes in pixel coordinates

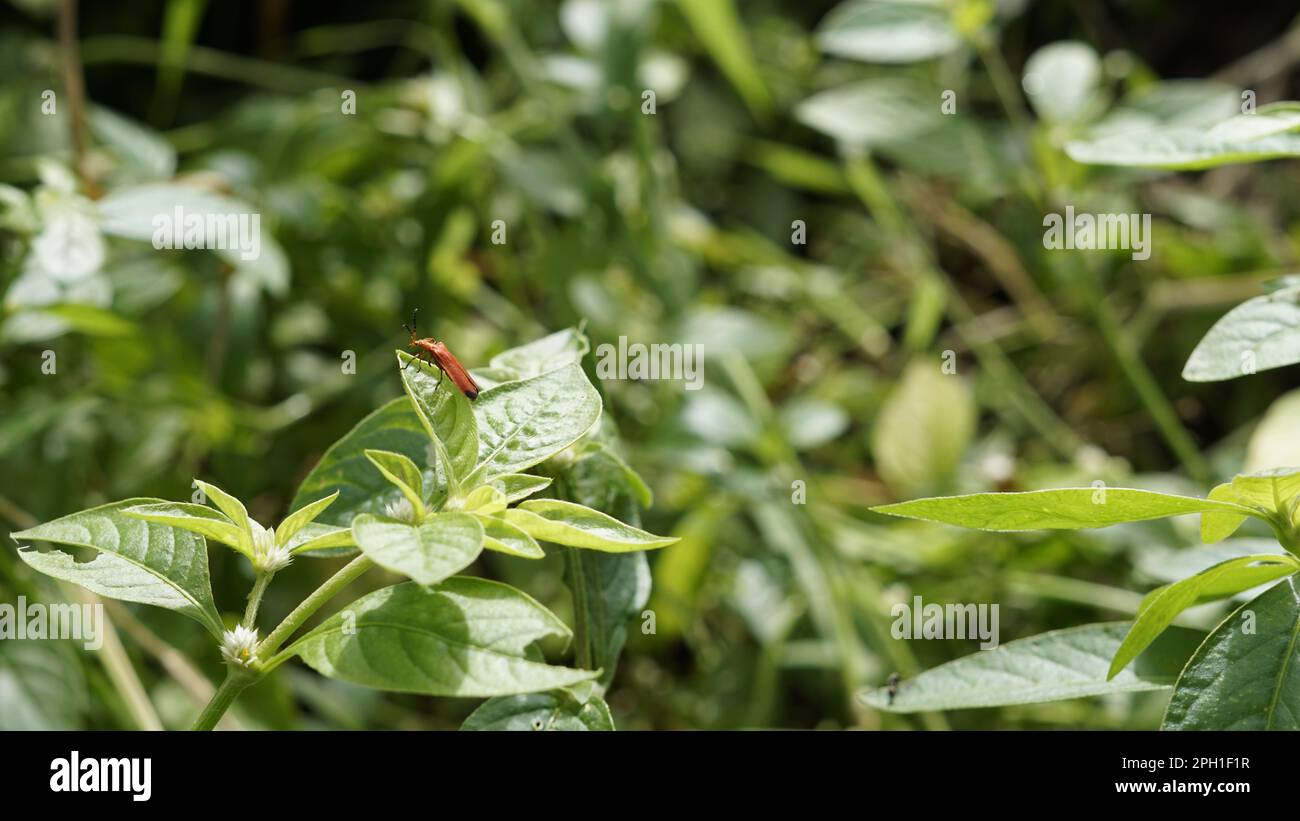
[384,497,415,523]
[250,520,292,572]
[220,625,259,668]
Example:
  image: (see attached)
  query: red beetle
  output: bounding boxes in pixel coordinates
[401,308,480,400]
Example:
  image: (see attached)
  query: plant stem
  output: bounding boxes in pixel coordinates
[57,0,91,190]
[258,554,373,658]
[564,549,594,671]
[191,669,254,731]
[242,571,273,628]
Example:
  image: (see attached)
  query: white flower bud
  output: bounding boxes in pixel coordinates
[250,520,292,572]
[220,625,259,668]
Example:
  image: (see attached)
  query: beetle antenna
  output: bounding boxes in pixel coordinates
[411,308,419,335]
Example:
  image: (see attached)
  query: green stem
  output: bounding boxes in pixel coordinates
[242,571,273,628]
[258,554,373,659]
[564,549,595,671]
[191,669,254,731]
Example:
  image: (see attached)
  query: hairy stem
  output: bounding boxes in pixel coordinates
[242,571,273,628]
[258,554,373,658]
[192,669,254,731]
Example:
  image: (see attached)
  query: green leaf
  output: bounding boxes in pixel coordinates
[558,444,654,686]
[0,639,88,730]
[874,488,1253,531]
[276,491,339,547]
[1163,577,1300,729]
[462,485,506,515]
[121,501,243,551]
[510,500,678,552]
[488,327,590,380]
[193,479,253,555]
[871,360,974,496]
[11,500,223,638]
[477,514,545,559]
[1066,127,1300,170]
[469,362,601,482]
[1183,286,1300,381]
[1244,388,1300,473]
[487,473,553,504]
[460,690,613,730]
[289,578,598,696]
[1229,468,1300,515]
[1109,555,1299,679]
[291,397,433,527]
[862,623,1203,712]
[796,79,940,149]
[351,512,483,586]
[284,522,354,555]
[363,449,427,519]
[1201,483,1251,543]
[815,0,959,64]
[397,352,479,482]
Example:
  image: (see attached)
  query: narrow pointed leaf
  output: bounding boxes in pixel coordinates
[289,578,598,696]
[122,501,243,551]
[397,352,479,482]
[285,522,354,555]
[1109,555,1298,679]
[193,479,253,554]
[478,514,545,559]
[276,491,339,547]
[363,448,426,519]
[462,485,507,515]
[872,488,1253,531]
[487,473,552,504]
[11,500,223,638]
[510,500,678,552]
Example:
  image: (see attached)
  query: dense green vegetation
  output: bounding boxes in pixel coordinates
[4,0,1300,730]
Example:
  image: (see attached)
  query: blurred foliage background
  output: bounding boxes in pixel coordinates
[4,0,1300,730]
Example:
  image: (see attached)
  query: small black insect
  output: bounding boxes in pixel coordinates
[886,672,901,705]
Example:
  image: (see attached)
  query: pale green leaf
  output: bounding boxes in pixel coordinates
[1109,555,1299,679]
[276,491,339,548]
[285,522,355,555]
[121,501,243,551]
[487,473,553,504]
[351,512,483,586]
[478,514,545,560]
[510,500,678,552]
[397,351,479,482]
[873,488,1253,531]
[193,479,253,555]
[488,327,590,380]
[462,485,506,515]
[363,448,426,519]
